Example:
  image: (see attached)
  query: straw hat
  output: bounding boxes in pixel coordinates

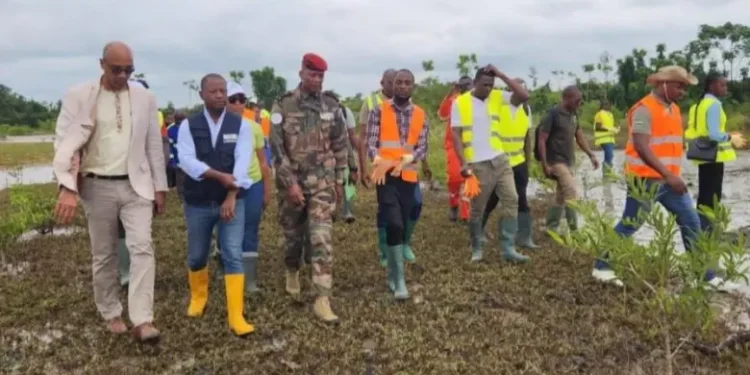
[646,65,698,85]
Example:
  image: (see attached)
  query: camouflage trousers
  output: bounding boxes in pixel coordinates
[279,186,336,297]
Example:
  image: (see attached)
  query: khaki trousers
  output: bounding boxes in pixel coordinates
[469,154,519,221]
[550,163,577,206]
[80,177,155,326]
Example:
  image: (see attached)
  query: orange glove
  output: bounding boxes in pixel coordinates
[462,174,481,199]
[370,157,396,185]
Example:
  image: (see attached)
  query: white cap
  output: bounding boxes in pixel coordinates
[227,82,245,97]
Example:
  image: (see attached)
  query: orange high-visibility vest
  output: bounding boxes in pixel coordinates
[260,116,270,138]
[624,94,683,178]
[378,101,425,183]
[243,109,270,138]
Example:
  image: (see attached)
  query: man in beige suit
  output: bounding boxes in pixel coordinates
[53,41,167,343]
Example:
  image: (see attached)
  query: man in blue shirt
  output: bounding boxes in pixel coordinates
[167,111,186,198]
[176,73,255,336]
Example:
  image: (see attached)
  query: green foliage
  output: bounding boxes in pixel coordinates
[249,67,287,110]
[0,182,57,264]
[548,175,749,374]
[0,84,59,131]
[0,120,55,137]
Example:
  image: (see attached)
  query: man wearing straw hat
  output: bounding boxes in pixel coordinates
[591,66,733,291]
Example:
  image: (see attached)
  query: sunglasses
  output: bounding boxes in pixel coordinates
[228,95,247,104]
[106,64,135,75]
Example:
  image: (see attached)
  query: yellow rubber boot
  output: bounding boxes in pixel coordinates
[314,296,339,324]
[286,269,301,296]
[224,274,255,336]
[187,268,209,317]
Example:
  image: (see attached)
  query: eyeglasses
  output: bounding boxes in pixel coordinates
[228,95,247,104]
[107,64,135,75]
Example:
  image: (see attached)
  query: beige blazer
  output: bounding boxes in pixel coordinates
[53,79,168,200]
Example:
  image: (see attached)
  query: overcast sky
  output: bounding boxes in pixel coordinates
[1,0,747,107]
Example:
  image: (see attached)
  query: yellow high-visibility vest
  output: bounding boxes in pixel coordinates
[500,104,530,167]
[685,97,735,164]
[593,110,616,146]
[365,93,383,110]
[455,89,504,163]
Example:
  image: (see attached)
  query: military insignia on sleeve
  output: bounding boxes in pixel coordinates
[271,113,283,125]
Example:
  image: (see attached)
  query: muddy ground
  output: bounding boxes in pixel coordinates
[2,186,750,375]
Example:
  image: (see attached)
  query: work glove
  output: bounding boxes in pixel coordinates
[730,132,747,149]
[460,168,481,199]
[390,154,415,177]
[370,156,397,186]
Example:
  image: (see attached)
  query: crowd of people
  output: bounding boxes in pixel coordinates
[49,40,746,343]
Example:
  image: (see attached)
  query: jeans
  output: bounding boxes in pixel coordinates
[595,178,701,271]
[185,199,246,274]
[601,143,614,170]
[377,181,422,228]
[696,162,725,231]
[243,182,265,254]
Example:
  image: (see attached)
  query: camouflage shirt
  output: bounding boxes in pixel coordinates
[270,88,348,192]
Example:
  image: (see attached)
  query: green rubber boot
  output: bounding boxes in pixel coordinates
[403,220,417,263]
[117,238,130,287]
[469,220,484,262]
[515,212,539,249]
[545,206,564,235]
[377,228,388,267]
[499,217,529,264]
[565,206,579,232]
[387,245,409,300]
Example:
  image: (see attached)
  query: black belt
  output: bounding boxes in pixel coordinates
[84,173,129,180]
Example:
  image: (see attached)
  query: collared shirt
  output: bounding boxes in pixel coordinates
[81,88,133,175]
[365,99,430,161]
[175,108,253,189]
[166,122,179,167]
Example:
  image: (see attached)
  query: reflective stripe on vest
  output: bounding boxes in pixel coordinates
[378,102,425,182]
[685,97,736,164]
[500,104,529,167]
[455,90,504,163]
[594,110,616,146]
[624,95,683,178]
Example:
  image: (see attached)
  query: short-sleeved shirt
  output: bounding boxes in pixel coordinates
[247,121,265,183]
[538,107,579,167]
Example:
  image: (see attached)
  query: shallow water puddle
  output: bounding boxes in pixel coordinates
[16,226,85,242]
[0,164,55,190]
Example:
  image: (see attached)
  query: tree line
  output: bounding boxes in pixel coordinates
[2,22,749,136]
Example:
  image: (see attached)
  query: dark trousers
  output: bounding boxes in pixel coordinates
[482,162,530,227]
[376,175,417,246]
[696,162,725,230]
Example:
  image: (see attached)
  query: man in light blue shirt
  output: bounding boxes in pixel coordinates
[175,73,255,336]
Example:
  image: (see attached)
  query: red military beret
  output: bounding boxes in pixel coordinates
[302,53,328,72]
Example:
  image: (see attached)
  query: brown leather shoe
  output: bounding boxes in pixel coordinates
[105,317,128,334]
[132,322,160,343]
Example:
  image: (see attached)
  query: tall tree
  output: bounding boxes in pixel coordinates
[456,54,478,77]
[249,67,287,110]
[528,66,539,88]
[597,51,613,100]
[228,70,245,85]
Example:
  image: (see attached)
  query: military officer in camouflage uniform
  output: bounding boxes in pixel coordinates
[270,53,348,323]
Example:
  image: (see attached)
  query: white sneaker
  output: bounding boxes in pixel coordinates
[592,268,624,287]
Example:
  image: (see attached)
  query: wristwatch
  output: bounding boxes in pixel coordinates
[460,168,473,178]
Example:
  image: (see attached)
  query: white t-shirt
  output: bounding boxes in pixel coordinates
[450,91,532,163]
[343,106,356,129]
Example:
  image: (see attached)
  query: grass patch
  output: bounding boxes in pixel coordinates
[0,142,54,168]
[1,184,749,374]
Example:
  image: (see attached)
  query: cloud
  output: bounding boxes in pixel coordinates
[0,0,748,107]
